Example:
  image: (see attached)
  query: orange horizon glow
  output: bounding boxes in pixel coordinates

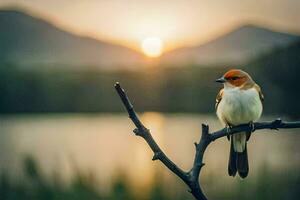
[1,1,300,55]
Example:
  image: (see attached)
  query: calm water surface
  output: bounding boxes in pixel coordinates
[0,113,299,191]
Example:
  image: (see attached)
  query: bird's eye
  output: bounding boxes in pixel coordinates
[231,76,239,80]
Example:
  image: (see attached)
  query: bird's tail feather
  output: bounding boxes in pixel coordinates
[228,138,237,177]
[237,144,249,178]
[233,132,246,152]
[228,134,249,178]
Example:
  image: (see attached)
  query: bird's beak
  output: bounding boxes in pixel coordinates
[216,77,226,83]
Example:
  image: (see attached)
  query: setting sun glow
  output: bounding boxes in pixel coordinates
[141,37,163,58]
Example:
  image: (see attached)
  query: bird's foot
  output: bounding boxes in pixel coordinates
[249,121,255,132]
[226,125,233,140]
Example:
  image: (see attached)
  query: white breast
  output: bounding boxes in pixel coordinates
[217,87,262,126]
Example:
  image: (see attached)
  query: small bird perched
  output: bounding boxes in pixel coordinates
[215,69,264,178]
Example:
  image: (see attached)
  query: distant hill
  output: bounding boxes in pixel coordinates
[161,25,299,66]
[0,9,144,69]
[1,9,299,69]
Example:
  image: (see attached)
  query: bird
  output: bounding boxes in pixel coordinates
[215,69,264,178]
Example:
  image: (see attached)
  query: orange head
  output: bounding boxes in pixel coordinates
[216,69,253,87]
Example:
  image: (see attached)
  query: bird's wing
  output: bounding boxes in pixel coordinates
[215,88,224,110]
[254,84,264,102]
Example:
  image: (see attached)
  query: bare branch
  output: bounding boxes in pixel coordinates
[210,119,300,141]
[114,83,190,184]
[114,82,300,200]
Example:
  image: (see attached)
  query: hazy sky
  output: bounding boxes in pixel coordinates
[0,0,299,51]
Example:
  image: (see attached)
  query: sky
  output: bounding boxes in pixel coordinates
[0,0,300,52]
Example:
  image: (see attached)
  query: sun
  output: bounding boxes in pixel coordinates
[141,37,163,58]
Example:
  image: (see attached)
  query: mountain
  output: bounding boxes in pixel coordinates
[1,9,299,69]
[161,25,299,66]
[0,9,144,69]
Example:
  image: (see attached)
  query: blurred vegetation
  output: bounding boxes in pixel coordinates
[247,40,300,118]
[0,40,299,118]
[0,156,299,200]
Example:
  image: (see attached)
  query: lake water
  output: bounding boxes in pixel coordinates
[0,113,299,194]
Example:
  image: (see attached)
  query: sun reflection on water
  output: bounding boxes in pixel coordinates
[131,112,165,190]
